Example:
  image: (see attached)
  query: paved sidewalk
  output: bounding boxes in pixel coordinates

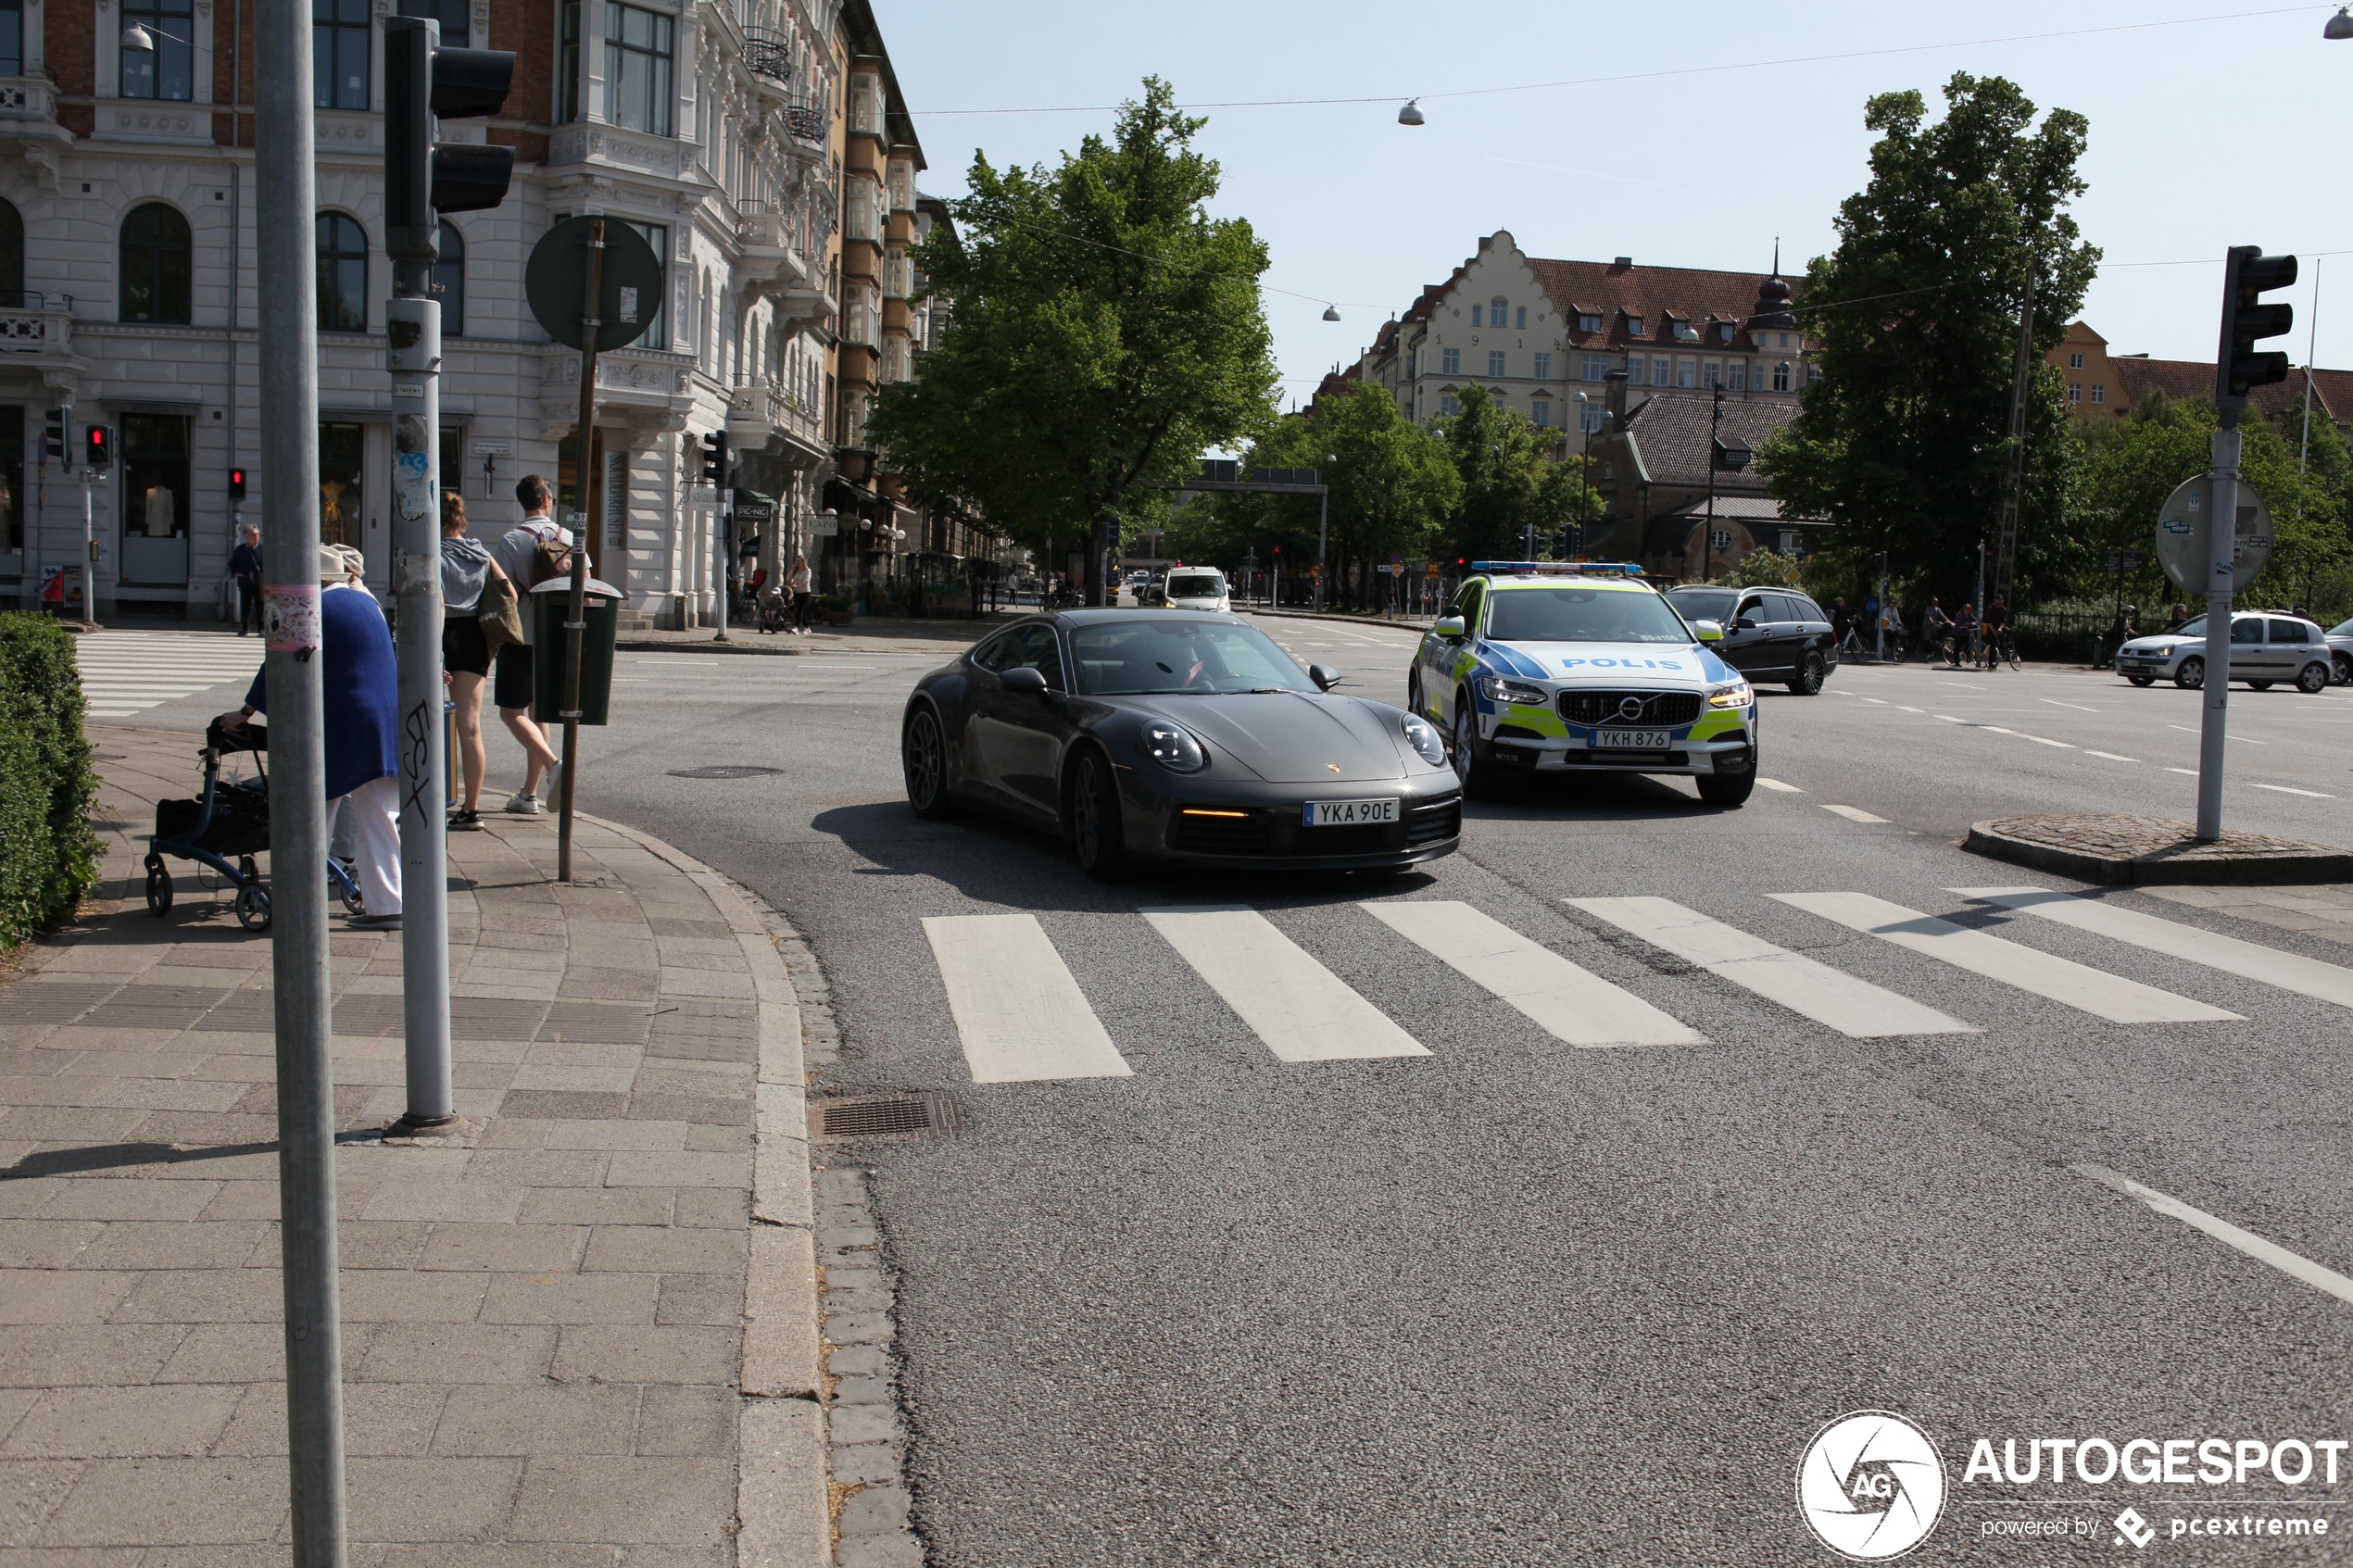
[0,727,828,1565]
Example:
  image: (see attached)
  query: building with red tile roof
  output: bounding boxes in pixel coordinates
[2049,321,2353,433]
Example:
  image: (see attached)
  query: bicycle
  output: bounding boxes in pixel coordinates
[1984,627,2020,671]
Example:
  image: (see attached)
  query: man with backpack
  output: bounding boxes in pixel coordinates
[489,474,573,814]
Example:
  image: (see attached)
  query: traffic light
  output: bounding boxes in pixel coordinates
[83,424,111,470]
[42,408,64,466]
[229,467,246,501]
[384,17,517,265]
[2215,245,2297,413]
[699,431,731,487]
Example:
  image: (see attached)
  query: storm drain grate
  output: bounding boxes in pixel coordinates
[667,765,783,780]
[812,1092,960,1141]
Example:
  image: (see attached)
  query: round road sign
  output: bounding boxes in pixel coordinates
[2156,472,2271,595]
[525,217,663,353]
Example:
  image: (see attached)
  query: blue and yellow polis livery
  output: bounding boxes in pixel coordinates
[1408,563,1760,805]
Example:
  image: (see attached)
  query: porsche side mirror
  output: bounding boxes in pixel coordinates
[1001,666,1049,696]
[1308,664,1341,691]
[1433,615,1466,639]
[1692,619,1723,644]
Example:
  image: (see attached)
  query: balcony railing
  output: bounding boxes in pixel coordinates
[740,27,792,88]
[727,382,824,448]
[784,100,825,146]
[0,77,57,121]
[0,308,73,355]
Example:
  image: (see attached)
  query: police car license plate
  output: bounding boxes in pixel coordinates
[1303,797,1399,827]
[1592,730,1672,749]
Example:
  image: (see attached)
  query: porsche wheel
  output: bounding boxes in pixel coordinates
[1070,748,1126,880]
[902,707,956,821]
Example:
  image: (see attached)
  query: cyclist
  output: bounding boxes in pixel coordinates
[1878,595,1906,661]
[1952,601,1979,667]
[1982,596,2013,671]
[1919,597,1953,664]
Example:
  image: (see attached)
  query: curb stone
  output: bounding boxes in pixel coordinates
[1963,814,2353,886]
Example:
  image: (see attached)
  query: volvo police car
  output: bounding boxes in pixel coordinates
[1407,562,1760,804]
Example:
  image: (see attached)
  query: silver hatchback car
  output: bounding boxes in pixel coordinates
[2115,611,2335,693]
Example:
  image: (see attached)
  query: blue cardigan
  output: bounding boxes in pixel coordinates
[244,585,401,799]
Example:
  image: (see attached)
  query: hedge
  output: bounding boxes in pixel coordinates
[0,613,100,949]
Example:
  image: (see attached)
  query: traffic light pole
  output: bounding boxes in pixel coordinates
[713,486,732,642]
[386,277,455,1133]
[79,468,97,630]
[2196,421,2241,842]
[555,220,605,885]
[256,0,346,1551]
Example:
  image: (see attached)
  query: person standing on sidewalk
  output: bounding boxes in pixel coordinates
[229,524,263,634]
[489,474,570,814]
[787,553,813,635]
[215,544,404,929]
[439,491,510,830]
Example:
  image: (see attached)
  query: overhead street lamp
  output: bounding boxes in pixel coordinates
[122,19,157,49]
[2327,6,2353,38]
[1397,98,1425,125]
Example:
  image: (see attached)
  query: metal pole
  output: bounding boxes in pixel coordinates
[80,469,97,630]
[556,220,605,884]
[2196,424,2241,841]
[713,483,731,641]
[387,251,453,1132]
[256,0,346,1549]
[1875,554,1887,663]
[1315,484,1327,613]
[1701,384,1722,583]
[1993,257,2037,608]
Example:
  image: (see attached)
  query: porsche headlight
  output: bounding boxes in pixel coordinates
[1476,675,1550,708]
[1401,713,1447,767]
[1707,682,1755,709]
[1140,722,1206,773]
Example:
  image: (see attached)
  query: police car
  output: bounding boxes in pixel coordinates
[1407,562,1760,804]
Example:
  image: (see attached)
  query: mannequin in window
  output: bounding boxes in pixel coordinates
[144,486,177,537]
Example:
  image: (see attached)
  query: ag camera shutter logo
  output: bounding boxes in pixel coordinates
[1796,1410,1947,1561]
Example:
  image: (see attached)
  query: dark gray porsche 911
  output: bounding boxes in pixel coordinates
[900,610,1463,877]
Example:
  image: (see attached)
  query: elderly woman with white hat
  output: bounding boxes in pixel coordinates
[214,543,405,929]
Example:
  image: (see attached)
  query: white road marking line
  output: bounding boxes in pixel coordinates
[1898,706,1925,713]
[1981,725,2018,734]
[2084,750,2139,762]
[2041,698,2100,713]
[2018,734,2076,748]
[1771,892,2236,1024]
[1364,900,1701,1047]
[1141,906,1428,1062]
[2166,767,2199,777]
[2171,723,2266,745]
[1756,777,1804,793]
[1935,714,1965,722]
[921,914,1132,1084]
[2074,1163,2353,1310]
[1953,887,2353,1011]
[1567,897,1974,1037]
[1862,697,1888,705]
[2251,783,2336,798]
[1818,803,1888,823]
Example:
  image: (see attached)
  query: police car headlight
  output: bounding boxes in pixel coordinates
[1477,675,1550,707]
[1140,722,1206,773]
[1401,713,1447,767]
[1707,682,1755,709]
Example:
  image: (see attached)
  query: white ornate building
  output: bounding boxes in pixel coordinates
[0,0,957,623]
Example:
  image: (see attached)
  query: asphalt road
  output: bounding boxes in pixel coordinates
[94,619,2353,1564]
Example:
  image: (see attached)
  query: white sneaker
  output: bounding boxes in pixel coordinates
[540,761,563,806]
[504,789,542,815]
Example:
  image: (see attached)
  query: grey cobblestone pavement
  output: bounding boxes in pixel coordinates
[0,727,843,1567]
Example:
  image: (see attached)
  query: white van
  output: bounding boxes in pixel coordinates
[1162,568,1229,613]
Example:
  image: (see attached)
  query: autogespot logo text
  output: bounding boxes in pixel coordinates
[1796,1411,1948,1562]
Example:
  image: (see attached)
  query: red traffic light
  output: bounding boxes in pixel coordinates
[229,467,247,500]
[83,424,111,469]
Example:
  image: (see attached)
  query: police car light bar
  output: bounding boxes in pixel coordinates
[1469,560,1645,577]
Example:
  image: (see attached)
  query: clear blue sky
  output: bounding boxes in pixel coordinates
[876,1,2353,406]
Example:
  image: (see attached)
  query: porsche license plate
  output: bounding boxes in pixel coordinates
[1592,729,1672,749]
[1303,797,1400,827]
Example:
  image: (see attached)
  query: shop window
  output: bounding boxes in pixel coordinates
[318,420,364,549]
[121,413,191,583]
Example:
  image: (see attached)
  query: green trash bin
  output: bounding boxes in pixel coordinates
[530,577,623,726]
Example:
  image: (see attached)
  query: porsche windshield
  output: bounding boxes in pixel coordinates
[1071,621,1315,695]
[1486,586,1692,644]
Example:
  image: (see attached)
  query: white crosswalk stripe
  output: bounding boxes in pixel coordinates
[1771,891,2238,1024]
[1364,899,1701,1047]
[74,630,260,718]
[1953,887,2353,1012]
[1567,896,1975,1037]
[922,914,1131,1084]
[918,889,2353,1085]
[1140,905,1429,1062]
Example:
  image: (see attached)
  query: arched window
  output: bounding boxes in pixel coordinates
[1772,361,1791,393]
[316,212,367,332]
[434,220,465,336]
[120,203,192,323]
[0,198,21,309]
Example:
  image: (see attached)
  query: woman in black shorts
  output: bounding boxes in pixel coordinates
[439,492,505,827]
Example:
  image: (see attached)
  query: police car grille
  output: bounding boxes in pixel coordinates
[1558,691,1702,727]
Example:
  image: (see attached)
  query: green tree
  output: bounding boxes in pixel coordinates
[868,79,1278,602]
[1316,383,1462,606]
[1760,73,2100,604]
[1437,387,1572,562]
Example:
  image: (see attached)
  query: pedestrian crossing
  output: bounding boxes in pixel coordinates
[73,629,261,719]
[921,888,2353,1085]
